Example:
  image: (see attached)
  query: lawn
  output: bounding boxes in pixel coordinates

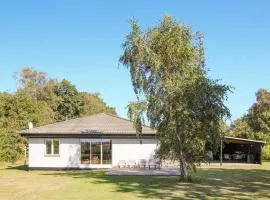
[0,162,270,200]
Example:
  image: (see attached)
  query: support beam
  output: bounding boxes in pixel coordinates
[260,144,263,165]
[220,139,223,166]
[24,138,28,166]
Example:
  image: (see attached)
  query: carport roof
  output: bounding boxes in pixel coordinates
[224,136,266,144]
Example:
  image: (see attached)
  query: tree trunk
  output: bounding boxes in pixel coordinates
[179,153,189,181]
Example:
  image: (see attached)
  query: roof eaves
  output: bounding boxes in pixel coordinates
[224,136,266,144]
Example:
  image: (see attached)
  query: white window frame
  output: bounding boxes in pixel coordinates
[80,139,111,165]
[45,139,60,156]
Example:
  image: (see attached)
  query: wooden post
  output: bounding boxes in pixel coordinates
[24,146,27,165]
[220,139,223,166]
[24,138,28,166]
[260,144,263,165]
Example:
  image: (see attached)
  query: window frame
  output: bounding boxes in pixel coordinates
[101,140,112,165]
[45,139,60,156]
[80,139,112,165]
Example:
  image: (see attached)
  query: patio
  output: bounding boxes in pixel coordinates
[105,167,180,176]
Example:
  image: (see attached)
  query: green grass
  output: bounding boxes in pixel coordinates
[0,163,270,200]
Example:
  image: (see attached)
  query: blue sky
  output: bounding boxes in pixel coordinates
[0,1,269,122]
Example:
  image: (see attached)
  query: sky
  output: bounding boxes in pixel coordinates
[0,0,269,122]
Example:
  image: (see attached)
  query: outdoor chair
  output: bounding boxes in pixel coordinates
[148,159,160,170]
[234,154,243,160]
[138,159,147,169]
[127,160,136,168]
[224,154,230,160]
[118,160,126,168]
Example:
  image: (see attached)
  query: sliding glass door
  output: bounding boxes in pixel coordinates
[81,141,90,164]
[80,139,111,165]
[102,141,112,164]
[91,141,101,164]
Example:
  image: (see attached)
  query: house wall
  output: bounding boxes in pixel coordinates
[28,137,157,168]
[28,138,80,168]
[111,139,157,166]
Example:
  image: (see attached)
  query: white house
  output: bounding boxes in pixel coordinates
[21,113,157,169]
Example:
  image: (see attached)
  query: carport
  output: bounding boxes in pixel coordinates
[219,136,265,165]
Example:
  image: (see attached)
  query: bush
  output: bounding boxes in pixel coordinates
[0,130,25,163]
[262,145,270,160]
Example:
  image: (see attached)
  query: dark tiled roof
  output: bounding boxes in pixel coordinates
[21,113,156,135]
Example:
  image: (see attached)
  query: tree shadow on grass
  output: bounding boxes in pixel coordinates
[40,168,270,200]
[5,165,28,171]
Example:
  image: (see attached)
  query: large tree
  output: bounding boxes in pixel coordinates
[80,92,116,116]
[0,91,54,130]
[229,89,270,142]
[248,89,270,135]
[0,92,54,163]
[1,67,118,163]
[120,16,231,180]
[228,89,270,160]
[55,79,82,120]
[15,67,59,110]
[0,129,25,163]
[15,67,116,120]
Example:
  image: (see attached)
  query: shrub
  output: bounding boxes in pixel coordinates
[262,145,270,160]
[0,130,25,163]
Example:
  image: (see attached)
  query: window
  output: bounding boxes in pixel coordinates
[53,140,59,154]
[102,141,112,164]
[46,140,52,154]
[81,141,90,164]
[91,141,101,164]
[80,140,111,165]
[45,139,60,155]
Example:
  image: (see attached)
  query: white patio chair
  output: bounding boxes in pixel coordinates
[234,154,243,160]
[138,159,147,169]
[224,154,230,160]
[118,160,126,168]
[127,160,136,168]
[148,159,160,170]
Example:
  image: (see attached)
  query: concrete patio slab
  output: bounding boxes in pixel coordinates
[105,168,180,176]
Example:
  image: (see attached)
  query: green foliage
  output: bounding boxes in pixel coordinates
[120,15,231,180]
[15,67,47,99]
[127,101,147,136]
[229,89,270,143]
[228,116,255,139]
[55,79,82,120]
[15,67,59,106]
[248,89,270,133]
[262,145,270,160]
[0,129,25,163]
[0,91,52,162]
[80,92,116,116]
[0,91,55,130]
[0,67,117,163]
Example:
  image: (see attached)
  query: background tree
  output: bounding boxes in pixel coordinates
[80,92,116,116]
[15,67,59,111]
[0,67,117,163]
[55,79,82,120]
[248,89,270,135]
[228,116,254,139]
[15,67,47,99]
[0,91,55,130]
[229,89,270,142]
[0,129,25,163]
[120,16,231,181]
[0,91,54,163]
[228,89,270,160]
